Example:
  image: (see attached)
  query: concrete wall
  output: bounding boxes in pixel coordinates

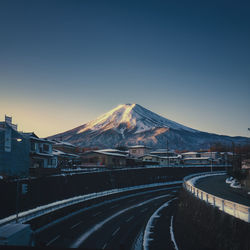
[0,166,226,219]
[0,127,30,177]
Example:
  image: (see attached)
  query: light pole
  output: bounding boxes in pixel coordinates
[167,139,170,167]
[13,137,23,223]
[210,144,213,172]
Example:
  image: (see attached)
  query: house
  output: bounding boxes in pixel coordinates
[53,149,80,169]
[183,157,211,165]
[159,156,181,166]
[52,140,78,154]
[150,149,177,157]
[80,150,127,168]
[139,154,181,166]
[181,152,201,159]
[0,116,30,177]
[128,145,151,158]
[138,154,160,164]
[21,133,58,171]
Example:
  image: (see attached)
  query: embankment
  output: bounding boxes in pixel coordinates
[174,189,250,250]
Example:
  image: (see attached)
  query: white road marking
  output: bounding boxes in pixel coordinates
[102,242,107,249]
[170,216,179,250]
[126,215,134,222]
[143,197,178,250]
[71,221,82,229]
[112,227,120,236]
[71,194,170,248]
[46,235,61,246]
[93,211,102,216]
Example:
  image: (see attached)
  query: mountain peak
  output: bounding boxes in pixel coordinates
[48,103,250,150]
[76,103,197,135]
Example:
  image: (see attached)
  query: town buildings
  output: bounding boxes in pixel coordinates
[0,116,30,177]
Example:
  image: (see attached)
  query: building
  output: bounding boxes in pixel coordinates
[182,157,211,165]
[139,154,181,166]
[53,149,80,169]
[128,145,151,158]
[52,140,80,168]
[80,150,127,168]
[138,154,160,164]
[52,140,78,154]
[21,133,57,170]
[159,156,181,166]
[0,116,30,177]
[150,149,177,157]
[181,152,201,159]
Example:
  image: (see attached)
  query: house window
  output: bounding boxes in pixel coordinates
[43,144,49,153]
[31,142,36,151]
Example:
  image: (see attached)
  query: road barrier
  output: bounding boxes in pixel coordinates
[0,180,182,227]
[183,172,250,223]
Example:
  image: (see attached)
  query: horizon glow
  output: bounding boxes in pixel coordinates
[0,1,249,138]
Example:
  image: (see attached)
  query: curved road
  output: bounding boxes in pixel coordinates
[34,185,180,249]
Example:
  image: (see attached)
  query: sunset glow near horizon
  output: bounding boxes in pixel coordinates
[0,1,249,138]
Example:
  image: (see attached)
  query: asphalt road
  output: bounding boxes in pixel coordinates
[34,185,180,250]
[195,175,250,206]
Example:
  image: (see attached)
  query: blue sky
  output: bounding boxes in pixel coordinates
[0,0,249,138]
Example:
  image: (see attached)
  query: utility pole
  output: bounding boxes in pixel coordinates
[15,179,20,223]
[167,139,170,167]
[210,144,213,172]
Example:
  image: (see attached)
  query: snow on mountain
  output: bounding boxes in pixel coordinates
[76,104,197,135]
[48,104,250,150]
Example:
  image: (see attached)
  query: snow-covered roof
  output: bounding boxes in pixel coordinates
[86,151,127,158]
[150,149,175,153]
[31,152,54,157]
[181,152,198,155]
[96,149,129,154]
[54,141,77,147]
[21,133,54,143]
[53,149,79,158]
[139,154,160,159]
[183,157,211,160]
[129,145,151,149]
[160,156,181,159]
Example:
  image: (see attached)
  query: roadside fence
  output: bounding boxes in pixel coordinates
[183,172,250,223]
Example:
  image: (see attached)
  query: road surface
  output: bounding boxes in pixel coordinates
[33,185,180,249]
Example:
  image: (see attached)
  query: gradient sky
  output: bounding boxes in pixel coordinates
[0,0,249,138]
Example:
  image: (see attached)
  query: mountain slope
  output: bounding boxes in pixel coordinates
[48,104,250,150]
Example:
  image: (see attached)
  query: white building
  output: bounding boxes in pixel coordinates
[128,145,151,158]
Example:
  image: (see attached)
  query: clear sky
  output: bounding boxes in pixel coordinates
[0,0,249,138]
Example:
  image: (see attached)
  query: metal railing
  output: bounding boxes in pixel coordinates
[0,180,182,227]
[183,172,250,223]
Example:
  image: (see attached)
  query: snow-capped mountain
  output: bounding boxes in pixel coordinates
[48,104,250,150]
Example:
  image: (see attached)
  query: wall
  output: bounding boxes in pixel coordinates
[0,127,30,177]
[0,166,225,220]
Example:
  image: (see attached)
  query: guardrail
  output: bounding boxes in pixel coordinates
[0,180,182,227]
[183,172,250,223]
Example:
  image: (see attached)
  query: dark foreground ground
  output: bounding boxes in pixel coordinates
[174,189,250,250]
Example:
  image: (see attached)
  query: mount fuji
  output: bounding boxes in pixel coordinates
[48,104,249,150]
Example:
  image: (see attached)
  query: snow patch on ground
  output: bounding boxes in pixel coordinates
[71,194,171,248]
[143,197,177,250]
[132,230,144,250]
[170,216,179,250]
